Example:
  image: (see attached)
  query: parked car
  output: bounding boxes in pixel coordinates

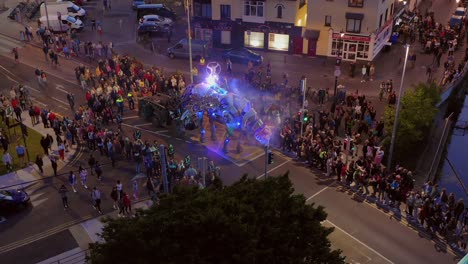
[222,48,263,65]
[449,15,464,29]
[136,4,176,21]
[132,0,145,10]
[137,23,164,38]
[167,38,210,60]
[0,189,30,210]
[140,14,173,28]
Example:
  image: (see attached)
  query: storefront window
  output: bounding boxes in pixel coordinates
[244,31,264,48]
[221,31,231,45]
[268,33,289,51]
[331,38,369,60]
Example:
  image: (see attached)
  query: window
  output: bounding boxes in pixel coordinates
[348,0,364,7]
[390,3,394,15]
[384,8,388,22]
[194,3,212,18]
[379,14,383,28]
[346,18,361,33]
[277,5,283,18]
[244,31,264,48]
[325,15,331,26]
[221,30,231,44]
[268,33,289,51]
[244,1,264,17]
[220,4,231,19]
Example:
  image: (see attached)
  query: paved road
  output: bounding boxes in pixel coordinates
[0,0,464,262]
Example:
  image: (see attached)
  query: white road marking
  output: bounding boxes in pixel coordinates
[29,192,49,208]
[324,220,394,264]
[256,160,290,179]
[122,115,139,120]
[55,84,68,93]
[30,97,47,106]
[27,86,40,92]
[134,123,153,127]
[51,97,68,105]
[121,123,170,138]
[306,183,336,201]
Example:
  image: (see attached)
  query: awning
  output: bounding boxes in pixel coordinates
[302,29,320,40]
[346,13,364,20]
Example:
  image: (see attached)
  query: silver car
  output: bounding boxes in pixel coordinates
[141,14,173,29]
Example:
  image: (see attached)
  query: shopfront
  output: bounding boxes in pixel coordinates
[330,32,371,61]
[241,22,300,52]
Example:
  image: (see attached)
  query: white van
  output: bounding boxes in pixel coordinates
[39,15,84,32]
[40,1,86,19]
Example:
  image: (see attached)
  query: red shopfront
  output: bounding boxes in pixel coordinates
[330,32,371,61]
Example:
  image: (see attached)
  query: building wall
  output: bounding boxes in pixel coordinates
[305,0,394,58]
[212,0,297,23]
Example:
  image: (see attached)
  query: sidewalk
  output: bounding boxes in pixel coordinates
[0,112,79,189]
[35,199,154,264]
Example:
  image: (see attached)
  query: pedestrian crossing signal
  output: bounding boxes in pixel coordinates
[267,151,274,164]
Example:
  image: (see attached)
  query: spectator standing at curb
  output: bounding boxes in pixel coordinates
[92,187,102,214]
[59,185,69,209]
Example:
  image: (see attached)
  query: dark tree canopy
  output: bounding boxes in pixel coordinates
[89,174,345,264]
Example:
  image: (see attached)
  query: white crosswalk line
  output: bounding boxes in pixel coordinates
[29,191,49,208]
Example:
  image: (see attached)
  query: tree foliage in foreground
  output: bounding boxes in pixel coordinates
[89,174,345,264]
[383,82,440,167]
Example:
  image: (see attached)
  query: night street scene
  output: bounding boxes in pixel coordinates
[1,0,468,263]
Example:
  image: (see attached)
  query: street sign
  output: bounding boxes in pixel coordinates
[334,69,341,77]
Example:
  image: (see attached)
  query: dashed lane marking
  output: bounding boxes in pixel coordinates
[256,160,290,179]
[55,84,68,93]
[51,96,69,106]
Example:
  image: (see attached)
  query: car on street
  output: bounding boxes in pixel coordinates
[140,14,173,29]
[454,7,467,17]
[449,15,464,29]
[132,0,145,10]
[137,23,164,38]
[222,48,263,65]
[0,189,30,210]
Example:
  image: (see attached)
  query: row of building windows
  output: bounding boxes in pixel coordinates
[198,2,285,20]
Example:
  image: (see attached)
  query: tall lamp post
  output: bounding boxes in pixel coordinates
[185,0,194,83]
[387,44,410,169]
[333,32,344,97]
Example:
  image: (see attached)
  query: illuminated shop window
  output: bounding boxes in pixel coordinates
[268,33,289,51]
[244,31,264,48]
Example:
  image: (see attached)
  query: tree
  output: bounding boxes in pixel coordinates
[89,174,345,264]
[383,82,439,167]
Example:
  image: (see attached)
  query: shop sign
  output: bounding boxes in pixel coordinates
[332,33,370,42]
[214,22,232,31]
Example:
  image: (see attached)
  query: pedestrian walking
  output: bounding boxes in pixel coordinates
[50,155,58,176]
[67,92,75,111]
[88,154,96,176]
[95,161,103,181]
[361,64,367,82]
[58,142,65,160]
[91,187,102,214]
[123,192,132,215]
[59,184,69,209]
[117,196,125,217]
[12,47,19,63]
[68,171,77,192]
[132,180,139,200]
[79,166,88,189]
[15,144,26,168]
[116,180,123,198]
[35,68,42,83]
[35,154,43,173]
[226,58,232,75]
[111,186,118,209]
[3,152,13,173]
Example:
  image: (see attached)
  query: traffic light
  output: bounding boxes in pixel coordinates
[303,114,309,122]
[267,151,274,164]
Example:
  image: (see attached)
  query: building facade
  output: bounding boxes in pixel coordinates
[192,0,303,53]
[304,0,395,61]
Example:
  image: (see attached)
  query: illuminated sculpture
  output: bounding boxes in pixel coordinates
[180,62,271,152]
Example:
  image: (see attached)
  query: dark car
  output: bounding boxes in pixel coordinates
[0,189,30,210]
[222,48,263,65]
[449,15,463,29]
[137,23,163,38]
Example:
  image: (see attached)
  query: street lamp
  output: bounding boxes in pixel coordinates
[185,0,194,83]
[333,32,345,97]
[387,44,410,169]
